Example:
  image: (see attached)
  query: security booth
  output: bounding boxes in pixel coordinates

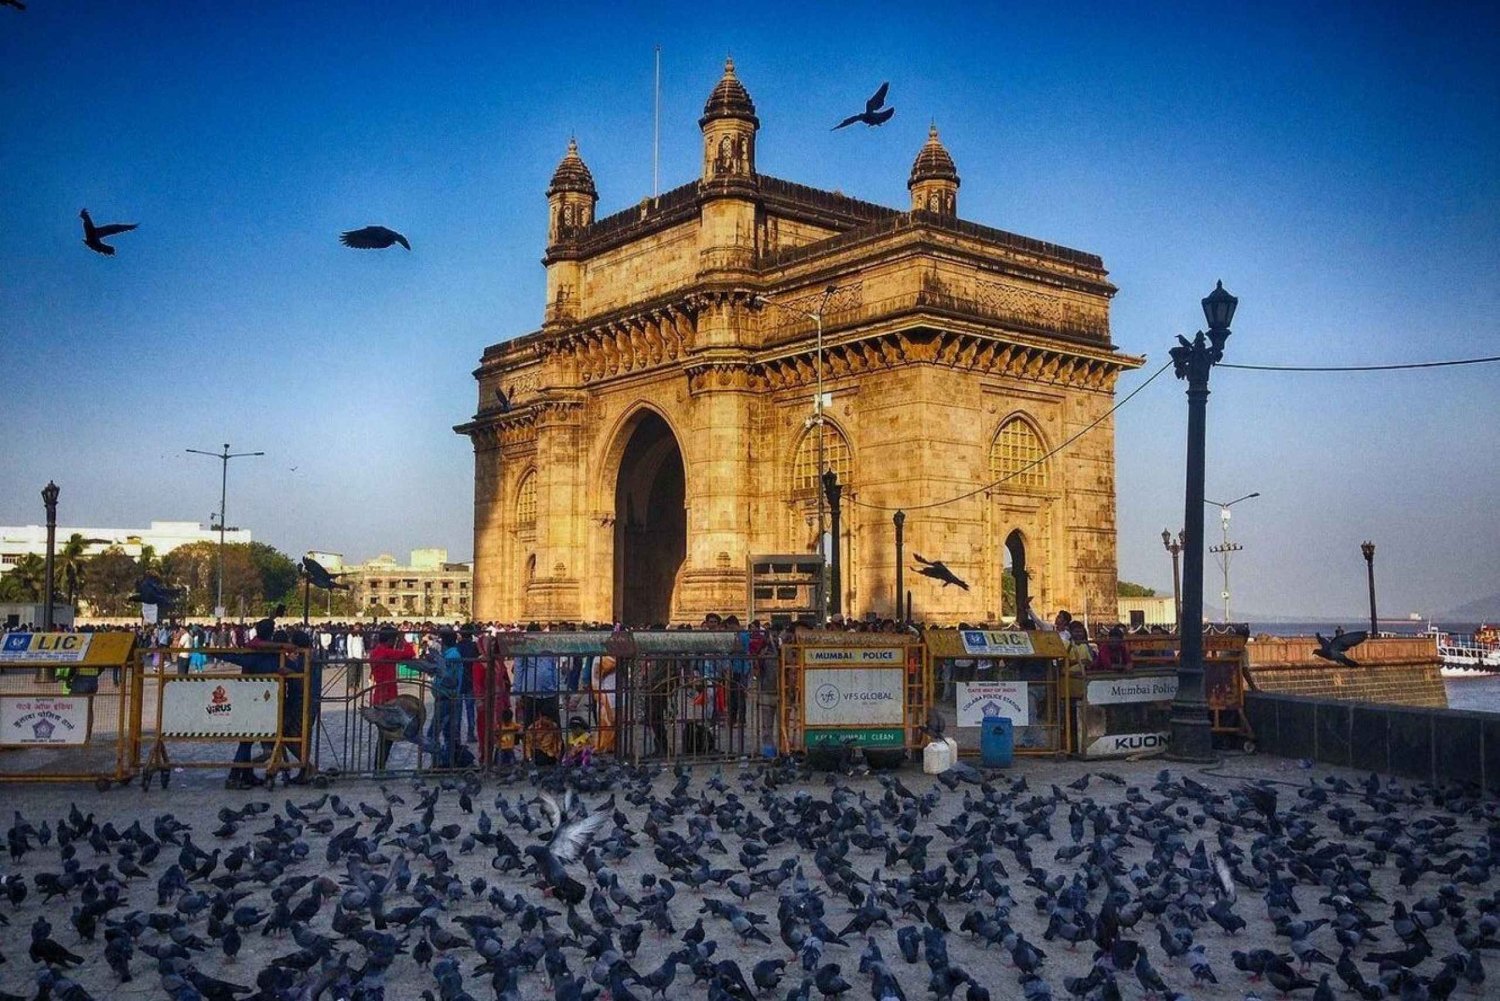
[0,631,139,787]
[926,628,1070,758]
[778,630,928,760]
[1120,627,1253,751]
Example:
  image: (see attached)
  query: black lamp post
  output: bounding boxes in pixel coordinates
[41,481,59,631]
[1167,280,1237,763]
[893,511,905,624]
[822,470,843,618]
[1361,541,1377,637]
[1161,528,1183,627]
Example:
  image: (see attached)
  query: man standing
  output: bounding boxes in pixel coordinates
[367,626,415,770]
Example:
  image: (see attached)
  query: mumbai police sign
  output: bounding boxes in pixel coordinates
[802,647,903,665]
[803,667,905,727]
[1085,731,1170,758]
[0,697,89,746]
[1085,675,1179,705]
[959,630,1035,657]
[0,633,93,663]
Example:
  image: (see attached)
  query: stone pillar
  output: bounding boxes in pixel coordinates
[469,425,507,621]
[678,352,753,620]
[529,397,585,621]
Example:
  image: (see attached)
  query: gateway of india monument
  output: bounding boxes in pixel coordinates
[458,61,1143,626]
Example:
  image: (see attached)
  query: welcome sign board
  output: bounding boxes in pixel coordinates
[954,681,1030,727]
[0,696,89,746]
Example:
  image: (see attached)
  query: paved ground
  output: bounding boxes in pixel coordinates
[0,750,1493,1000]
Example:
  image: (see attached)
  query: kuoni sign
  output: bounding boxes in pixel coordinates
[0,633,93,663]
[1085,731,1170,758]
[955,681,1029,727]
[0,697,89,745]
[802,667,905,727]
[160,678,281,738]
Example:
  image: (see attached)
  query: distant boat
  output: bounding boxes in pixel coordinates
[1429,623,1500,679]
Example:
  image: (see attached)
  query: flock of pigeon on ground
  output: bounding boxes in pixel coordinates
[0,755,1496,1001]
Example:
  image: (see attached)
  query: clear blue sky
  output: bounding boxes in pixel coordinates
[2,2,1496,618]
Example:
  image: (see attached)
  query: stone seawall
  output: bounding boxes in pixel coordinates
[1244,635,1445,708]
[1245,691,1499,794]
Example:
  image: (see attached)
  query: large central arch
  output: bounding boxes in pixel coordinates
[612,411,686,625]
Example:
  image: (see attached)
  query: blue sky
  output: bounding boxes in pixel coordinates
[2,2,1496,618]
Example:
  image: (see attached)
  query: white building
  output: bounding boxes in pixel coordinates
[0,520,252,573]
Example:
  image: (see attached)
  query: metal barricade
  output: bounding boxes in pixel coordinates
[0,633,139,787]
[926,628,1068,757]
[779,631,928,758]
[136,648,312,790]
[315,656,481,777]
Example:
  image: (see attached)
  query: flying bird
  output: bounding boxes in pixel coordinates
[339,226,410,251]
[301,557,351,591]
[912,553,970,591]
[2,1,27,11]
[832,82,894,129]
[359,694,427,745]
[79,209,138,256]
[1312,630,1367,667]
[128,574,183,609]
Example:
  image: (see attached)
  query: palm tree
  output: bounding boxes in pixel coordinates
[57,533,107,610]
[0,553,46,602]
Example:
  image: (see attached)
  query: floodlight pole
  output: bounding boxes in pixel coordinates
[187,443,264,622]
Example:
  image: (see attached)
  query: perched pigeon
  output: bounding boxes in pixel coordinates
[1313,631,1367,667]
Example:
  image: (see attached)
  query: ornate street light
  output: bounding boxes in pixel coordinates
[1361,541,1377,637]
[1166,280,1238,763]
[187,443,264,621]
[41,481,59,631]
[1161,528,1183,627]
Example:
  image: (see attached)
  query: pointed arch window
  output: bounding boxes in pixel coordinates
[991,418,1048,489]
[516,470,538,532]
[790,421,852,497]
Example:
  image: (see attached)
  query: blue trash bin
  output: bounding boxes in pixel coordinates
[980,716,1014,768]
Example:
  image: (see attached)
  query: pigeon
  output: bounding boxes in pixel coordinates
[832,82,894,129]
[1312,631,1367,667]
[80,209,138,256]
[495,386,513,413]
[301,557,351,592]
[129,574,183,609]
[359,694,428,745]
[913,553,970,591]
[339,226,410,250]
[2,2,26,11]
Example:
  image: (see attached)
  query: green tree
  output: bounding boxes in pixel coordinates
[248,543,300,607]
[57,533,108,609]
[1117,580,1158,597]
[162,542,262,616]
[0,554,46,602]
[80,546,142,616]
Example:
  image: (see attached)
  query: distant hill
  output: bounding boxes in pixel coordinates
[1442,592,1500,621]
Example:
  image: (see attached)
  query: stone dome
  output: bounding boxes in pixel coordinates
[908,124,959,188]
[546,138,596,198]
[699,58,759,128]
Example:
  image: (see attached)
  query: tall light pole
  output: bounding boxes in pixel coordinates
[752,285,840,619]
[1161,528,1183,627]
[1166,280,1238,763]
[187,443,264,621]
[41,481,59,631]
[1205,492,1259,622]
[1361,541,1377,637]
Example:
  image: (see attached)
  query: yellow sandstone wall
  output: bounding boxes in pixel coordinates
[1245,635,1446,708]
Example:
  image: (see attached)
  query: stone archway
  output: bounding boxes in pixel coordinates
[613,411,686,625]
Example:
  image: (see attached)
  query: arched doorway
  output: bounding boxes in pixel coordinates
[1004,529,1029,625]
[613,412,686,625]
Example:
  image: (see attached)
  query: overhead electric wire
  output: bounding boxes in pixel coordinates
[1221,355,1500,372]
[845,359,1173,513]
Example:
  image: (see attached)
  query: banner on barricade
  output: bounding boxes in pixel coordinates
[955,681,1029,727]
[160,678,280,738]
[803,667,905,726]
[0,696,89,746]
[1,633,93,663]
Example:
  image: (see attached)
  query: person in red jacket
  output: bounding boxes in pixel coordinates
[367,626,415,770]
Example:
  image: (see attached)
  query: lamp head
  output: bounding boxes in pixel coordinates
[1162,528,1172,547]
[41,481,60,509]
[1202,280,1238,331]
[1361,540,1375,561]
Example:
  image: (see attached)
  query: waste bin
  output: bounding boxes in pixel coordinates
[980,716,1014,768]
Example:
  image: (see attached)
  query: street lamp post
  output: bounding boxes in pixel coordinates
[1161,529,1183,627]
[1361,541,1377,637]
[1205,492,1259,622]
[1166,280,1238,763]
[822,470,843,618]
[893,511,906,624]
[187,443,264,622]
[41,481,59,631]
[752,286,840,619]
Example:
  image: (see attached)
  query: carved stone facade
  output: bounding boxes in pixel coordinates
[458,60,1143,625]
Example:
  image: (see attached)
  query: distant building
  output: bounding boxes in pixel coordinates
[345,549,473,619]
[0,520,252,574]
[1117,595,1176,628]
